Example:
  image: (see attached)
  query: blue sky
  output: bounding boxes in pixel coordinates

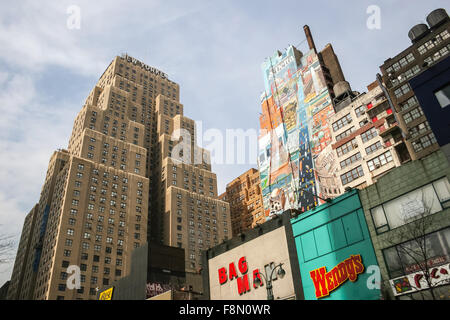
[0,0,449,285]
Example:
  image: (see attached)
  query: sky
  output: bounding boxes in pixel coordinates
[0,0,449,286]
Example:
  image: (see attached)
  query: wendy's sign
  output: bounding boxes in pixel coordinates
[309,254,365,299]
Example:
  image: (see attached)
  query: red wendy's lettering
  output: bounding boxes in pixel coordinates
[310,267,328,298]
[310,254,365,299]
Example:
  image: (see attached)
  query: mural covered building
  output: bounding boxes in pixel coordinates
[258,26,346,219]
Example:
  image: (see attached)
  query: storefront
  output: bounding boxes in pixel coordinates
[202,212,304,300]
[359,150,450,300]
[291,190,381,300]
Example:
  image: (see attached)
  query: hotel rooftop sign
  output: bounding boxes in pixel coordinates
[122,54,168,80]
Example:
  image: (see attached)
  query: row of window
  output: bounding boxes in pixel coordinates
[332,113,352,132]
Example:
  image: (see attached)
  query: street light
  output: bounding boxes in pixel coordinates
[254,263,286,300]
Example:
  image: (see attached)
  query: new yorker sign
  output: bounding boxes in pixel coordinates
[123,54,168,79]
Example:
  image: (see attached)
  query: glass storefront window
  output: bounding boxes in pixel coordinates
[370,178,449,233]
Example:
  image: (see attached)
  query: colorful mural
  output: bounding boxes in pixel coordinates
[258,46,340,219]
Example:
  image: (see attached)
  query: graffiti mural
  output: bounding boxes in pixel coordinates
[258,46,340,219]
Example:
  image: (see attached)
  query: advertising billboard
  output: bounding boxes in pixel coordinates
[207,227,297,300]
[258,46,340,219]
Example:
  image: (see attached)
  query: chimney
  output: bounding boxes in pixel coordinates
[303,25,317,52]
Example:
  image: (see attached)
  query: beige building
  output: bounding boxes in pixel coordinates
[150,92,231,273]
[330,81,407,191]
[219,168,264,235]
[8,54,230,299]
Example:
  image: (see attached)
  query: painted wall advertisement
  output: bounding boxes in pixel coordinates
[389,263,450,297]
[258,46,340,219]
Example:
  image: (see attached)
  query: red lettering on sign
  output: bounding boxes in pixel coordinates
[253,269,263,288]
[310,254,366,299]
[238,257,248,274]
[218,267,227,285]
[237,274,250,295]
[310,267,329,298]
[229,262,238,280]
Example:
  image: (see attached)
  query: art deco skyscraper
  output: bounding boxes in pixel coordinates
[8,54,231,299]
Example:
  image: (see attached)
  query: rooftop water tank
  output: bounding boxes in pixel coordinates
[426,8,449,29]
[408,24,429,43]
[333,81,351,98]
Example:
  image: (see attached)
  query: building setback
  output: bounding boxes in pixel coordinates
[379,8,449,161]
[219,168,265,235]
[8,54,230,300]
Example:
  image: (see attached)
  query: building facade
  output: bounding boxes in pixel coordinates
[97,242,186,300]
[6,204,38,300]
[380,8,450,161]
[8,54,230,299]
[329,80,407,191]
[202,212,303,300]
[359,150,450,300]
[150,91,232,273]
[291,190,381,300]
[219,168,264,235]
[409,55,450,165]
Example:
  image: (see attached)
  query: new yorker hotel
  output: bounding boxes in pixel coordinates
[8,54,231,300]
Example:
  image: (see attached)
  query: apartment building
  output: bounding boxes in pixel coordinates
[380,8,450,160]
[219,168,264,235]
[330,80,407,191]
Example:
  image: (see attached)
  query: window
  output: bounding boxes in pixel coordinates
[408,121,431,139]
[336,139,358,157]
[67,229,74,236]
[355,105,366,117]
[360,127,378,143]
[367,151,393,171]
[335,127,354,142]
[332,114,352,132]
[400,96,419,112]
[340,165,364,185]
[393,84,411,98]
[434,83,450,108]
[383,228,450,279]
[370,177,450,233]
[412,132,437,152]
[365,141,382,155]
[340,152,362,170]
[403,107,424,124]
